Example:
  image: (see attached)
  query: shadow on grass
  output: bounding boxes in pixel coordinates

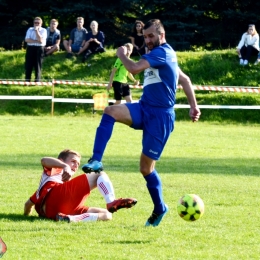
[0,213,44,222]
[103,240,151,244]
[104,156,260,176]
[160,156,260,175]
[1,156,259,177]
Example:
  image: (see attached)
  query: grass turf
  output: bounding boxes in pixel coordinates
[0,115,259,259]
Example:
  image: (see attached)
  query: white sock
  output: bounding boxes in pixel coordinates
[97,174,115,203]
[69,213,98,223]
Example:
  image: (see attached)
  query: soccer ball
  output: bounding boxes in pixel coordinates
[177,194,205,221]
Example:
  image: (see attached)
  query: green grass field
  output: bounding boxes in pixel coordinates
[0,115,260,259]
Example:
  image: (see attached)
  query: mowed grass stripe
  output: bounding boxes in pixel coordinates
[0,116,259,259]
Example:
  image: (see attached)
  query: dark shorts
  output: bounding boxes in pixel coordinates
[71,43,81,53]
[112,81,130,100]
[125,101,175,160]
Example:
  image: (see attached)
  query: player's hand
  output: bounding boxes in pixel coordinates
[116,46,127,57]
[135,80,140,85]
[62,165,73,182]
[189,106,201,122]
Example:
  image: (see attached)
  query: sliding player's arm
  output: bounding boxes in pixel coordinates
[41,157,72,181]
[24,198,35,216]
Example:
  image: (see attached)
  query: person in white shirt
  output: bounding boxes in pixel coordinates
[25,17,47,82]
[236,24,259,66]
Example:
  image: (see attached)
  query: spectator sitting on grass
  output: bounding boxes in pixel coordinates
[44,19,60,57]
[237,24,259,66]
[82,20,105,63]
[254,52,260,65]
[63,17,88,59]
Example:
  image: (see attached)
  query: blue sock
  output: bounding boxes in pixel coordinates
[92,113,115,161]
[144,170,165,215]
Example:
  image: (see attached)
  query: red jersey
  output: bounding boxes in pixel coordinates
[30,167,65,216]
[30,167,90,219]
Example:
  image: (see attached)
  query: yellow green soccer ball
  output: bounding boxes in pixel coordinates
[177,194,205,221]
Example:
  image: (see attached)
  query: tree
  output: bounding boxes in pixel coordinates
[1,0,260,51]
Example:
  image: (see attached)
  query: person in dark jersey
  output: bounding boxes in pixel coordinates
[44,19,61,57]
[81,20,105,62]
[129,20,147,56]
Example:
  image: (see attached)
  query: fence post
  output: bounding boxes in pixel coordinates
[51,79,55,116]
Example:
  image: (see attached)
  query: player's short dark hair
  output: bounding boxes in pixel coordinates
[58,149,81,161]
[144,19,165,34]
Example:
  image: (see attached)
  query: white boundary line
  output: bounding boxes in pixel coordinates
[1,96,259,109]
[0,80,259,112]
[0,95,52,100]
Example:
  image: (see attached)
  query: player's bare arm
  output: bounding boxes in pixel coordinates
[41,157,68,169]
[178,68,201,122]
[41,157,74,181]
[25,38,41,44]
[24,199,35,215]
[107,68,117,90]
[116,46,150,74]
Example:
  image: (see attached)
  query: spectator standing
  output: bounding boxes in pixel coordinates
[63,17,87,58]
[81,20,105,62]
[107,43,139,104]
[129,20,147,56]
[24,17,47,82]
[44,19,61,57]
[237,24,259,65]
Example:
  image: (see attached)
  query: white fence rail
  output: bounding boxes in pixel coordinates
[0,80,259,115]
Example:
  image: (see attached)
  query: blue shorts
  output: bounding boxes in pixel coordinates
[125,101,175,160]
[71,44,81,53]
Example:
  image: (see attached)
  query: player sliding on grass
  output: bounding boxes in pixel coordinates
[24,149,137,223]
[82,19,201,227]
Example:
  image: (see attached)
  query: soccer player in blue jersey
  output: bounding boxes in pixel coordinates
[82,19,201,226]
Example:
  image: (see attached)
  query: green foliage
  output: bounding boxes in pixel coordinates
[2,0,260,50]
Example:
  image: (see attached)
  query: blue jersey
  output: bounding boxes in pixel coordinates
[141,43,178,108]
